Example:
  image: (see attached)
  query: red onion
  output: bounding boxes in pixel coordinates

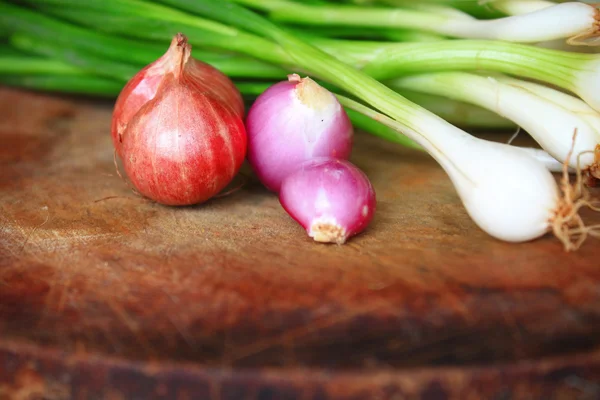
[119,50,247,206]
[245,74,353,192]
[111,33,244,154]
[279,158,376,244]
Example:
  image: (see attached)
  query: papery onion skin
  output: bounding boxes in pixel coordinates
[279,158,376,244]
[121,74,247,206]
[111,33,244,154]
[246,74,353,193]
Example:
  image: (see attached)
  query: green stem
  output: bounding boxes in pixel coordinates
[10,33,140,82]
[10,0,587,120]
[0,3,287,79]
[11,0,583,102]
[285,25,445,42]
[343,106,421,148]
[318,38,590,93]
[378,0,507,19]
[0,75,125,97]
[0,55,86,76]
[398,90,512,129]
[0,1,166,65]
[0,45,27,57]
[336,95,421,148]
[17,0,291,66]
[9,30,286,82]
[153,0,593,100]
[232,0,449,32]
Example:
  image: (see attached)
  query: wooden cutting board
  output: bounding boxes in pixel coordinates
[1,87,600,400]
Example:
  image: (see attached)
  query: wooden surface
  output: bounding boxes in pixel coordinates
[1,87,600,399]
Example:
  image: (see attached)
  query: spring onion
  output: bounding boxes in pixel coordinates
[17,0,600,113]
[231,0,600,44]
[0,4,515,131]
[307,38,600,113]
[389,72,600,178]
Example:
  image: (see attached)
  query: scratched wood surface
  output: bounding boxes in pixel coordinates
[1,87,600,400]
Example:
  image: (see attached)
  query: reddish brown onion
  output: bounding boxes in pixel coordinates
[120,72,247,206]
[111,33,244,154]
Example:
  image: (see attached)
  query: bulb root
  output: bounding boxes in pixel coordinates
[551,130,600,251]
[567,8,600,46]
[310,222,347,245]
[590,144,600,181]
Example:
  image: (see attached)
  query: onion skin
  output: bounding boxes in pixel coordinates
[246,74,353,193]
[111,33,244,154]
[120,74,247,206]
[279,158,376,244]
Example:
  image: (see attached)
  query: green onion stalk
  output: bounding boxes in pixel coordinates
[314,37,600,113]
[12,0,600,114]
[389,71,600,172]
[373,0,508,19]
[0,3,512,130]
[7,0,290,66]
[8,32,287,81]
[228,0,600,44]
[284,25,446,42]
[1,74,125,97]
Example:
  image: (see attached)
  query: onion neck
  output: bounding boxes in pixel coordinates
[170,33,192,79]
[289,74,336,110]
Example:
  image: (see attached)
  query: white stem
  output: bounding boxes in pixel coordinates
[438,3,598,43]
[270,2,598,44]
[495,74,600,129]
[493,0,555,15]
[341,97,561,243]
[569,58,600,118]
[391,72,598,170]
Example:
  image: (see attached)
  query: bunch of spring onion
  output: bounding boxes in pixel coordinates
[0,0,599,249]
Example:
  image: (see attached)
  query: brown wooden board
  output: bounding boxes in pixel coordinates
[1,87,600,399]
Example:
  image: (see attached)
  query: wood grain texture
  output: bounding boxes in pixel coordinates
[1,87,600,399]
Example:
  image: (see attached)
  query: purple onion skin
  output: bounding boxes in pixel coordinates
[245,76,353,193]
[279,158,376,244]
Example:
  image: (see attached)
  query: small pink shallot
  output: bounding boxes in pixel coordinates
[279,158,376,244]
[245,73,353,192]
